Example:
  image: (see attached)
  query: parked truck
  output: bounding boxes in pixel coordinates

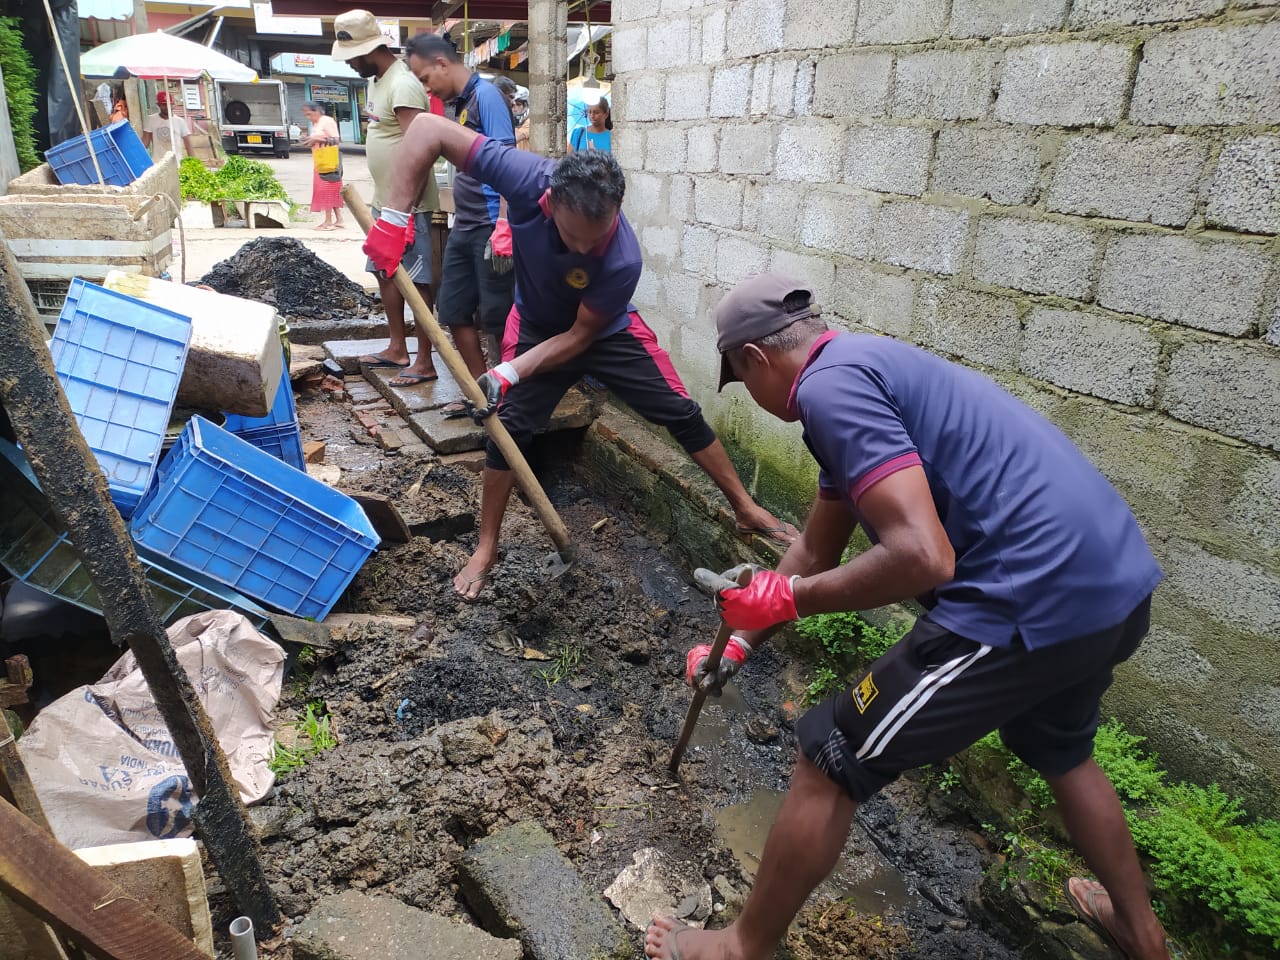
[213,79,290,158]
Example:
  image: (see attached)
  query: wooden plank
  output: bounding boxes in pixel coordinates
[0,799,210,960]
[351,491,412,544]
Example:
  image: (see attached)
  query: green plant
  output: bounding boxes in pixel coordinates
[535,640,586,687]
[0,18,40,171]
[179,154,290,203]
[804,664,842,705]
[268,701,337,774]
[999,812,1079,893]
[796,611,909,705]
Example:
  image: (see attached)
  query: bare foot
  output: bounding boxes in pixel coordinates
[453,552,496,602]
[644,916,742,960]
[732,504,799,547]
[1066,877,1174,960]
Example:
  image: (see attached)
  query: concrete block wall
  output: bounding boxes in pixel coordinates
[610,0,1280,815]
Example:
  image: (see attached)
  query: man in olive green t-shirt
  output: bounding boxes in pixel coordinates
[333,9,440,384]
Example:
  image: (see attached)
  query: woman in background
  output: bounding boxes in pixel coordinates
[567,96,611,153]
[301,101,345,231]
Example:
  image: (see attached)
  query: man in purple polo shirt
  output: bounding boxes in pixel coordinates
[647,274,1178,960]
[365,119,796,600]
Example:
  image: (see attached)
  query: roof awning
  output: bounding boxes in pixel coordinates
[268,0,612,22]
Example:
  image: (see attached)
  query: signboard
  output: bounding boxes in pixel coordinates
[309,83,347,102]
[252,1,323,37]
[377,18,400,49]
[182,82,202,111]
[293,54,315,68]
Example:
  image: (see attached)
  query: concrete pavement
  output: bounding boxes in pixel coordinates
[170,151,376,290]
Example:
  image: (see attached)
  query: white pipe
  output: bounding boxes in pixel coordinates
[229,916,257,960]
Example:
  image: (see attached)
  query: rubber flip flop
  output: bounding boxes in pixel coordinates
[358,355,406,368]
[441,401,472,419]
[453,570,489,603]
[1064,878,1188,960]
[389,373,439,387]
[643,918,690,960]
[735,521,799,546]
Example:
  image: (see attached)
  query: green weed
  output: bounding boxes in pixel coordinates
[535,640,586,687]
[796,611,908,705]
[269,701,337,775]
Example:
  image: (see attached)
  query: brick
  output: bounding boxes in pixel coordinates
[686,126,718,173]
[662,0,693,12]
[715,234,772,285]
[623,171,664,221]
[719,122,775,174]
[1131,23,1280,126]
[813,52,892,118]
[710,63,753,118]
[623,74,664,122]
[1205,136,1280,235]
[694,177,744,229]
[610,25,646,74]
[995,42,1133,127]
[669,174,693,220]
[664,68,711,121]
[950,0,1068,37]
[750,60,772,116]
[973,216,1099,299]
[932,125,1043,205]
[1230,454,1280,559]
[794,60,816,116]
[741,181,761,231]
[1162,341,1280,451]
[786,0,857,48]
[874,201,971,275]
[1019,307,1161,405]
[844,124,933,196]
[640,225,680,262]
[1161,540,1280,634]
[856,0,946,43]
[1097,234,1270,336]
[799,188,876,258]
[647,17,692,70]
[1270,299,1280,348]
[834,263,916,338]
[682,224,718,276]
[644,126,688,173]
[757,183,808,243]
[1069,0,1226,27]
[892,49,996,121]
[769,59,799,116]
[701,8,725,64]
[611,125,643,163]
[632,269,660,312]
[610,0,647,21]
[770,248,837,308]
[657,269,704,327]
[1047,133,1208,228]
[727,0,784,57]
[913,282,1020,368]
[775,122,846,182]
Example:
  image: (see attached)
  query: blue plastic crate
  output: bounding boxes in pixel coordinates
[49,279,193,518]
[131,416,379,620]
[223,362,304,470]
[45,120,153,187]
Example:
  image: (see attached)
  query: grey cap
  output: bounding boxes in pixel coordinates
[714,273,815,390]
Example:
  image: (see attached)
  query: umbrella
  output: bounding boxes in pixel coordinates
[567,76,611,133]
[80,30,257,81]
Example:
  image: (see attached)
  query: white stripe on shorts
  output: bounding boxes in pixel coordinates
[855,644,993,763]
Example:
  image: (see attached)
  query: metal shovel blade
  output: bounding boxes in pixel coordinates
[541,546,576,579]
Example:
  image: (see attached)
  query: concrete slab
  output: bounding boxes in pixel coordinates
[458,822,631,960]
[407,386,600,455]
[323,337,424,373]
[292,891,521,960]
[74,838,214,956]
[365,361,470,414]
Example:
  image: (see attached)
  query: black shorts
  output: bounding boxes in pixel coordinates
[797,596,1152,803]
[484,308,717,470]
[436,225,516,336]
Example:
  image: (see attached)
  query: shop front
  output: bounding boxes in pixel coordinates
[269,53,366,144]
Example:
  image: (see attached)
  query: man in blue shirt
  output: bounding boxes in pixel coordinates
[393,33,515,389]
[365,122,796,601]
[650,274,1178,960]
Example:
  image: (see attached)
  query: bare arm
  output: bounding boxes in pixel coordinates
[792,465,954,617]
[507,301,608,380]
[387,113,484,213]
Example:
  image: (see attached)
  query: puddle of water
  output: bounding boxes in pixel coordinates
[686,684,747,750]
[715,788,923,918]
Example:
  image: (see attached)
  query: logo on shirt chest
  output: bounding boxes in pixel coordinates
[457,108,468,126]
[565,267,589,290]
[852,672,878,714]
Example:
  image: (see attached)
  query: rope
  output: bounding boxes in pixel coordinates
[42,0,106,184]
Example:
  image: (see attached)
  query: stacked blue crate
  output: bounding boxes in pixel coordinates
[221,357,305,471]
[49,279,192,518]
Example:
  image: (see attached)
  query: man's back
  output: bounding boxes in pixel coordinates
[795,333,1162,648]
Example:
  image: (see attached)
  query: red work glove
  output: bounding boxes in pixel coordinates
[717,570,799,631]
[363,209,415,275]
[490,217,512,257]
[685,635,753,697]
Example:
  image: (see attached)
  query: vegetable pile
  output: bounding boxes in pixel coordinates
[179,155,290,203]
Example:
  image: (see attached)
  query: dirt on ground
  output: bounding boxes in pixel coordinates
[212,390,1026,960]
[199,237,375,321]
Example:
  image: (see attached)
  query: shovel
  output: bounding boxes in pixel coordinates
[343,188,575,578]
[668,565,754,774]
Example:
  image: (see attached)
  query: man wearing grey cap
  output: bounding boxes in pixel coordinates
[649,274,1179,960]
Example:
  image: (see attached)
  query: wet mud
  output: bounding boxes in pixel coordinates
[227,392,1025,960]
[199,238,375,322]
